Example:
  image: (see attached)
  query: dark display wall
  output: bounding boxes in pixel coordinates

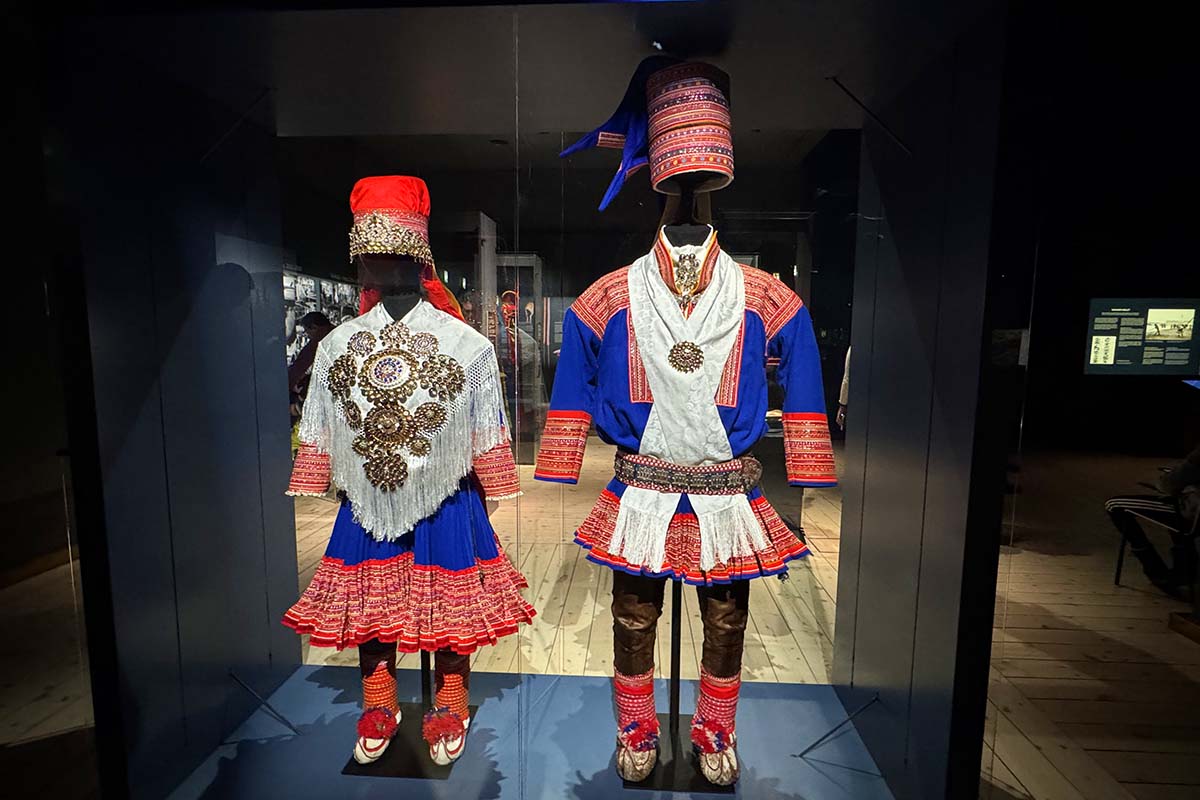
[832,11,1005,800]
[47,44,299,799]
[1003,4,1199,456]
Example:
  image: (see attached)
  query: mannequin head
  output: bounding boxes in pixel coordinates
[356,253,423,297]
[659,173,715,229]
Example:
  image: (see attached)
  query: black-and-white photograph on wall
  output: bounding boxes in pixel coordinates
[284,272,320,366]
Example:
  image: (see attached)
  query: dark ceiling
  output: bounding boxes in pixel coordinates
[81,1,996,140]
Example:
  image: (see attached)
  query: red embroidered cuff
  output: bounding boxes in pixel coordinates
[474,442,521,500]
[287,443,332,496]
[782,412,837,486]
[534,410,591,484]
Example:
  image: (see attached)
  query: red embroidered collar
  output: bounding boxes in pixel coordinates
[653,227,721,298]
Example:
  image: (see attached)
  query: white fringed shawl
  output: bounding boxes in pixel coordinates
[299,302,509,541]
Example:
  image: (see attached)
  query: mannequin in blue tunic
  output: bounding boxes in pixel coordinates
[538,60,836,786]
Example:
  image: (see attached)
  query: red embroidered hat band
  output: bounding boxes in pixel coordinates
[645,61,733,195]
[559,56,734,210]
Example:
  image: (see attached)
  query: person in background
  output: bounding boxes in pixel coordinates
[836,345,850,429]
[1105,441,1200,599]
[288,312,335,392]
[287,312,336,429]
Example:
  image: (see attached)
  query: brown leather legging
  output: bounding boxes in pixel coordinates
[611,571,749,679]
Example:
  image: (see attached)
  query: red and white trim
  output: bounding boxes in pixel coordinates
[782,412,837,486]
[286,443,332,497]
[575,488,808,584]
[742,266,803,340]
[571,268,630,341]
[714,322,744,408]
[534,410,592,483]
[614,668,660,752]
[473,441,521,500]
[283,547,536,653]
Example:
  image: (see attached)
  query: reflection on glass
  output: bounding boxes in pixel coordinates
[0,357,96,793]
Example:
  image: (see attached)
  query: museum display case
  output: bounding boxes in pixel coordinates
[20,3,1130,799]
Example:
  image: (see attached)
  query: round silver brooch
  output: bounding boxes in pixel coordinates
[668,341,705,373]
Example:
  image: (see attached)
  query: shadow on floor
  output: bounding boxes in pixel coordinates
[0,726,98,799]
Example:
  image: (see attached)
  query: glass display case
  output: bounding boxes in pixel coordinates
[36,4,1198,800]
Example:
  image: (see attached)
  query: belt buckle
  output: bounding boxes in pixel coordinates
[739,456,763,489]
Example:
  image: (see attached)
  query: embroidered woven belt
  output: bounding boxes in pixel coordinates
[614,451,762,495]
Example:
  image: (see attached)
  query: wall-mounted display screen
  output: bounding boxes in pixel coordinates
[1085,298,1199,375]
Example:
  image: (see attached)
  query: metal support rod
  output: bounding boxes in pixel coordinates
[1114,536,1127,586]
[420,650,433,709]
[669,580,683,745]
[795,693,880,758]
[824,76,913,157]
[229,670,302,737]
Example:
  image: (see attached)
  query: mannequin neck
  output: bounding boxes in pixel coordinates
[357,253,424,320]
[662,223,712,248]
[382,290,422,321]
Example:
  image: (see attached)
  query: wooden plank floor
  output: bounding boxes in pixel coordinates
[981,451,1200,800]
[0,560,93,745]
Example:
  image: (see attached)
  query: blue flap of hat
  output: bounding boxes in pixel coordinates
[560,55,679,211]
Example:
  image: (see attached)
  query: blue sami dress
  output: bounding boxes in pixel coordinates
[283,301,535,653]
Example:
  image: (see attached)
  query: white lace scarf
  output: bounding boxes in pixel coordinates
[611,233,768,572]
[299,302,509,541]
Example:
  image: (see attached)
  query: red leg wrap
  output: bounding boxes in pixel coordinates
[614,668,660,752]
[362,660,398,714]
[436,673,470,721]
[691,667,739,754]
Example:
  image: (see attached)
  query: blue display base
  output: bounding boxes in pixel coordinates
[168,667,892,800]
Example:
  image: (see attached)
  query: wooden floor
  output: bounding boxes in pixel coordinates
[0,560,93,746]
[980,451,1199,800]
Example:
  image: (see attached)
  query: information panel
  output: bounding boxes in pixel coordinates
[1085,298,1199,376]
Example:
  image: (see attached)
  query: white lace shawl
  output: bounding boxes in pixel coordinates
[299,302,509,541]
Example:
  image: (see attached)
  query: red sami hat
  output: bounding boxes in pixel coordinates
[347,175,434,265]
[348,175,463,321]
[645,61,733,196]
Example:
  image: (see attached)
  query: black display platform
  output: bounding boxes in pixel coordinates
[341,702,478,780]
[622,712,735,795]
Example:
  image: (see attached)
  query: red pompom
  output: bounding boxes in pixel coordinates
[619,717,661,753]
[422,707,465,746]
[690,717,733,754]
[357,707,399,740]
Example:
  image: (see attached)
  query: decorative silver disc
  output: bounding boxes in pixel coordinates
[668,341,705,373]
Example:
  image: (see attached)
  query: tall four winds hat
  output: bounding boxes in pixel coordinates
[348,175,462,321]
[561,56,733,211]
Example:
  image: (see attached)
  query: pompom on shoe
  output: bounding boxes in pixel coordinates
[422,707,469,766]
[691,716,739,786]
[615,717,660,782]
[353,706,402,765]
